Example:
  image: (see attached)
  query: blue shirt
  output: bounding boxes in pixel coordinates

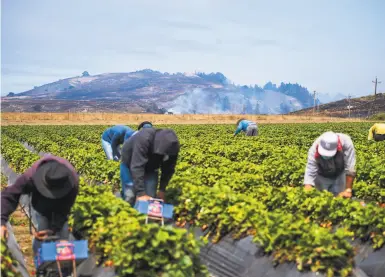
[234,120,256,135]
[124,124,153,143]
[102,125,135,158]
[125,130,137,141]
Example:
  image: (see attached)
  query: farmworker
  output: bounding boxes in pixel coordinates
[101,125,135,161]
[0,155,79,255]
[138,121,153,130]
[119,128,180,205]
[304,131,356,198]
[234,118,258,136]
[129,121,155,138]
[368,123,385,141]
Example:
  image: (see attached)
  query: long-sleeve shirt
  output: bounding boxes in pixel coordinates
[234,120,257,135]
[1,155,79,228]
[121,128,179,196]
[126,131,138,141]
[102,125,135,159]
[368,123,385,140]
[304,133,356,186]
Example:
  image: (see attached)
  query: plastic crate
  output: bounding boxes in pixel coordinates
[134,200,174,219]
[34,240,88,270]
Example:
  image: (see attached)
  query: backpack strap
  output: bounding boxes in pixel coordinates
[336,135,343,151]
[315,145,320,158]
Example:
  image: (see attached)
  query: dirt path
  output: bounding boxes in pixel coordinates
[10,208,35,275]
[2,174,35,275]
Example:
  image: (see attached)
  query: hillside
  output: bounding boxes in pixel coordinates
[291,93,385,118]
[2,69,316,114]
[0,99,163,113]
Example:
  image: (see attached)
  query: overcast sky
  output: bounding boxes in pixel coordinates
[1,0,384,96]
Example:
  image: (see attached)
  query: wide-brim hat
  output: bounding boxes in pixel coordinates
[32,161,75,199]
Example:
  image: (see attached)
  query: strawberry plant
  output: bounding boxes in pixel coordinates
[1,239,22,277]
[2,122,384,277]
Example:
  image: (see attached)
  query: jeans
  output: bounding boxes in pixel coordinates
[120,163,158,206]
[246,125,258,136]
[101,139,113,160]
[31,208,69,255]
[314,172,346,196]
[102,139,122,160]
[374,134,385,141]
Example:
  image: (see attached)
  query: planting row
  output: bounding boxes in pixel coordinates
[1,135,207,276]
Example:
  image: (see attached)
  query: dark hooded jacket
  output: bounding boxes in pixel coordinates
[1,155,79,231]
[121,128,180,196]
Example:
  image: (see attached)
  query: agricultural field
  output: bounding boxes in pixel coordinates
[1,122,384,277]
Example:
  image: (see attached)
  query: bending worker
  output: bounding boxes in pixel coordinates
[234,119,258,136]
[101,125,135,161]
[138,121,153,130]
[304,131,356,198]
[368,123,385,141]
[1,155,79,255]
[120,128,180,205]
[130,121,154,137]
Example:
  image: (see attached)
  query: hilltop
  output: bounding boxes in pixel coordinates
[2,70,316,114]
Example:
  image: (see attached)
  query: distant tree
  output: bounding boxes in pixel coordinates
[245,100,253,113]
[222,96,231,111]
[254,102,260,114]
[278,82,313,107]
[197,72,228,85]
[140,69,154,73]
[263,82,278,91]
[190,100,199,114]
[253,85,263,93]
[68,85,75,89]
[144,102,167,114]
[280,102,291,114]
[32,104,42,112]
[7,92,15,97]
[34,86,38,89]
[82,71,90,77]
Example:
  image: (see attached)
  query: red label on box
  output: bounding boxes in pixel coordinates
[148,200,163,217]
[56,242,75,261]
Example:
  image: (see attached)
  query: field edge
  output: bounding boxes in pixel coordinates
[1,112,368,125]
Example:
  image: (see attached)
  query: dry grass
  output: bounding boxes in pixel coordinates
[1,112,366,125]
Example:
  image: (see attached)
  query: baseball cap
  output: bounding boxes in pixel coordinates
[318,131,338,157]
